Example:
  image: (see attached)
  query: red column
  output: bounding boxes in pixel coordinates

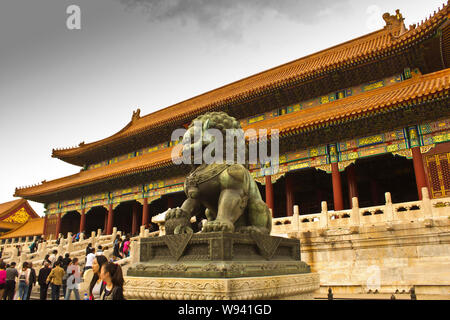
[79,209,86,233]
[141,198,149,227]
[43,214,48,239]
[103,213,108,233]
[265,175,274,217]
[331,162,344,211]
[346,164,358,207]
[132,203,138,235]
[55,212,62,237]
[106,204,114,235]
[285,175,294,217]
[412,147,428,200]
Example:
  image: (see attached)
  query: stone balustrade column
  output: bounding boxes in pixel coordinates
[139,225,145,237]
[292,205,300,231]
[112,227,118,240]
[67,232,73,252]
[351,197,360,226]
[384,192,394,221]
[320,201,329,229]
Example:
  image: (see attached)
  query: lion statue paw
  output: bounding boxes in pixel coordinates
[202,219,234,233]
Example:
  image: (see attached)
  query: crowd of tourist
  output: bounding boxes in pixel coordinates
[0,234,131,300]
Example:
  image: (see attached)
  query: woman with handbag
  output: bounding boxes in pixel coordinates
[17,262,31,300]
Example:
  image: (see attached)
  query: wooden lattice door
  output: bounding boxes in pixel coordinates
[425,152,450,198]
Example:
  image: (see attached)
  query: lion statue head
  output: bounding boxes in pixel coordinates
[181,112,248,167]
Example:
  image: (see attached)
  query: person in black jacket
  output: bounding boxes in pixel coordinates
[100,262,125,300]
[26,262,37,300]
[61,253,72,296]
[38,262,52,300]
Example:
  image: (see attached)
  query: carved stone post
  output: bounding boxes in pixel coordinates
[320,201,329,229]
[292,205,300,231]
[351,197,360,226]
[112,227,118,240]
[384,192,394,222]
[139,225,145,237]
[67,232,73,252]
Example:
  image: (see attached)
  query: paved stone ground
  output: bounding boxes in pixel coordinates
[314,293,450,300]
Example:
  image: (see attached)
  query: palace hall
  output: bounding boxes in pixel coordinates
[12,6,450,242]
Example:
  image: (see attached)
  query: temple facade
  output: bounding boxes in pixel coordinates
[0,199,41,240]
[14,6,450,242]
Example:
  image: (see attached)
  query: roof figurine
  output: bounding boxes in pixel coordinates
[132,108,141,123]
[383,9,407,37]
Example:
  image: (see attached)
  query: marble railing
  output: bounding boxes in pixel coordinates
[271,187,450,236]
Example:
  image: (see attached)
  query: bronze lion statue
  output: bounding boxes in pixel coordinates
[165,111,272,234]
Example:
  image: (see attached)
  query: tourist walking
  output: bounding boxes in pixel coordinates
[113,237,122,260]
[100,262,125,300]
[0,262,6,299]
[18,262,31,300]
[47,261,65,300]
[4,261,18,300]
[88,255,108,300]
[96,245,104,256]
[48,250,57,267]
[29,240,37,254]
[61,253,72,295]
[26,262,36,300]
[42,254,50,266]
[123,237,131,258]
[65,258,81,300]
[38,262,52,300]
[84,247,96,273]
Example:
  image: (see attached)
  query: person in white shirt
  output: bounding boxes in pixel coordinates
[48,250,58,268]
[65,258,81,300]
[84,248,95,273]
[96,245,103,256]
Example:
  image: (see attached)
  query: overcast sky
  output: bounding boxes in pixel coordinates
[0,0,444,216]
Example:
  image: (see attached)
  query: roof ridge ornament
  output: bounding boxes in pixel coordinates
[132,108,141,123]
[383,9,407,38]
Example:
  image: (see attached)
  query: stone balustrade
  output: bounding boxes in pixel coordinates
[271,188,450,236]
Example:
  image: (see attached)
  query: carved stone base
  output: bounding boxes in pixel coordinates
[124,272,320,300]
[127,232,310,278]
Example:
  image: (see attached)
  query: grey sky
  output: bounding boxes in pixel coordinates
[0,0,443,216]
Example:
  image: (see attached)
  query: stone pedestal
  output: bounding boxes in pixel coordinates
[125,232,319,300]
